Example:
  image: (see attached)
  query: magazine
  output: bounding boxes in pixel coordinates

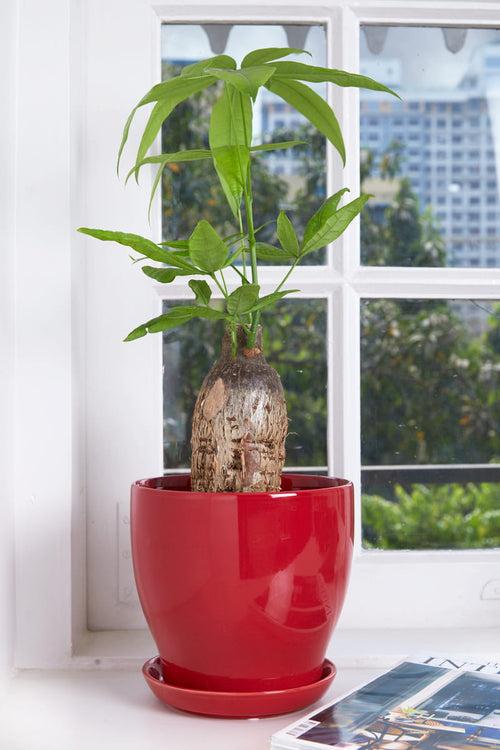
[271,657,500,750]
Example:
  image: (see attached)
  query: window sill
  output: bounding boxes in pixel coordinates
[0,665,379,750]
[3,628,498,749]
[4,626,500,750]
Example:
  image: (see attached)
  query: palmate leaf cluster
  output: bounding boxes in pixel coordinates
[78,46,398,348]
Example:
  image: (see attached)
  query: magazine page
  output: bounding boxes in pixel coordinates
[271,657,500,750]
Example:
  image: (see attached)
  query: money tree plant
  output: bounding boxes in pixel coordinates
[79,47,397,493]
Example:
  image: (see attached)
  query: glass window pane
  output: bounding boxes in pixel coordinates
[360,26,500,268]
[361,298,500,549]
[163,299,327,471]
[161,24,327,264]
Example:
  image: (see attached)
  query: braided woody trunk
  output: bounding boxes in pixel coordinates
[191,326,287,493]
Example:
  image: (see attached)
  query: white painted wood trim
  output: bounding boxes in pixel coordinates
[0,0,18,697]
[14,0,77,668]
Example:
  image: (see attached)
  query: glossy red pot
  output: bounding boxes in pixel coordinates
[131,474,354,695]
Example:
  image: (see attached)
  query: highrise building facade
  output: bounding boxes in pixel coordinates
[261,44,500,268]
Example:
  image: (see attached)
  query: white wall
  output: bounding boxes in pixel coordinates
[0,0,18,698]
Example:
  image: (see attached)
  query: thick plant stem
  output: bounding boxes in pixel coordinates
[190,326,287,493]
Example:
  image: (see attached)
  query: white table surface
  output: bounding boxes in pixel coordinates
[0,667,379,750]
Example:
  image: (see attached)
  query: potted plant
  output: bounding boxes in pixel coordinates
[79,47,396,718]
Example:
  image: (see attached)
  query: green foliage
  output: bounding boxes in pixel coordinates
[266,77,346,164]
[241,47,311,68]
[180,55,236,78]
[301,192,371,255]
[206,65,276,99]
[277,212,300,257]
[363,483,500,550]
[255,242,295,262]
[142,266,191,282]
[268,61,400,98]
[78,227,169,262]
[189,279,212,306]
[80,47,396,347]
[208,84,252,217]
[124,305,226,341]
[157,74,314,260]
[118,74,216,175]
[188,220,228,272]
[227,284,260,315]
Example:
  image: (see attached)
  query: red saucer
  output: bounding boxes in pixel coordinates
[142,657,336,718]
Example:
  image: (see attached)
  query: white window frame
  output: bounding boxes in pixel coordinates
[13,0,500,671]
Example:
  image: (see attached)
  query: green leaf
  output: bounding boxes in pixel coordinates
[206,65,275,100]
[302,188,350,250]
[301,193,371,256]
[124,305,226,341]
[141,266,192,283]
[123,324,149,341]
[133,76,215,173]
[154,250,200,273]
[116,108,136,176]
[137,75,218,109]
[224,247,245,267]
[117,74,215,174]
[148,306,225,332]
[266,78,345,165]
[210,84,252,149]
[227,284,260,316]
[210,145,250,218]
[209,85,252,216]
[126,148,211,184]
[160,239,189,249]
[250,140,306,153]
[148,163,165,222]
[78,227,169,263]
[189,220,228,272]
[189,279,212,305]
[277,211,300,257]
[254,242,295,262]
[241,47,311,68]
[181,55,236,77]
[270,61,401,99]
[246,289,299,313]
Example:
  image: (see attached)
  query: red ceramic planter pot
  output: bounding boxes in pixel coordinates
[131,474,354,694]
